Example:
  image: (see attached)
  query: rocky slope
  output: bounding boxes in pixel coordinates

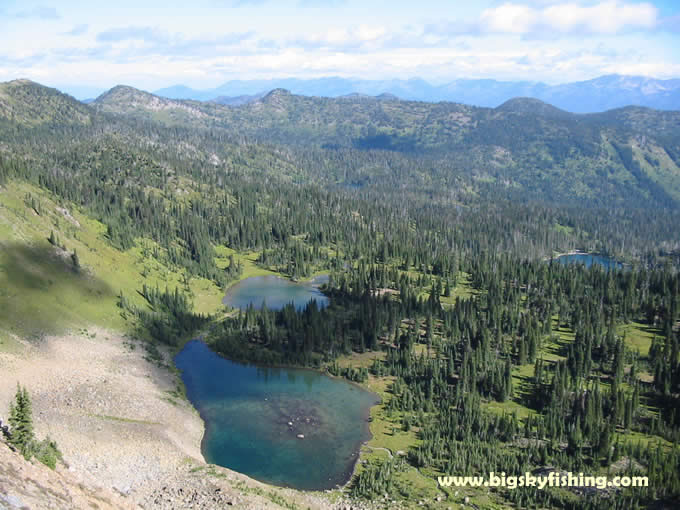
[0,329,351,510]
[0,438,135,509]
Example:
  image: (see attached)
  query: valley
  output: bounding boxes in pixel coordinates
[0,78,679,509]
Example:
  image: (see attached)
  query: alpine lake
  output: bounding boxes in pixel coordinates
[554,252,624,270]
[221,274,330,311]
[175,275,379,491]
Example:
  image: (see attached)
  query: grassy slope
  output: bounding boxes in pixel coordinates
[0,179,229,343]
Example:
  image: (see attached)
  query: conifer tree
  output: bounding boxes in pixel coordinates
[8,384,34,458]
[71,249,81,270]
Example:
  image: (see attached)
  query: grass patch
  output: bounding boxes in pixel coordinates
[440,272,476,303]
[0,242,116,339]
[615,429,674,451]
[215,246,279,282]
[0,179,227,345]
[483,398,535,420]
[88,414,160,425]
[0,330,22,353]
[620,321,656,358]
[334,350,385,370]
[233,480,299,510]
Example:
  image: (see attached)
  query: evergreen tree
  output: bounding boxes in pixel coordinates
[6,385,62,468]
[8,384,34,458]
[71,249,81,270]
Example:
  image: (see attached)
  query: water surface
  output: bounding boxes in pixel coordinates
[555,253,623,271]
[175,340,378,490]
[223,275,329,310]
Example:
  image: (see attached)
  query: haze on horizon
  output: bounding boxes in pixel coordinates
[1,0,679,99]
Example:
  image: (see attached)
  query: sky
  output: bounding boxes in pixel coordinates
[0,0,678,98]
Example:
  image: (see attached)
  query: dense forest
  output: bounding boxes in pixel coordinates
[1,79,679,508]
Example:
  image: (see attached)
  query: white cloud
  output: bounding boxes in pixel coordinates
[481,4,536,34]
[292,25,387,49]
[0,0,676,88]
[543,2,657,34]
[324,28,350,45]
[356,25,387,42]
[479,1,658,36]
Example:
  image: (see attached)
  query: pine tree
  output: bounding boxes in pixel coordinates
[71,249,81,270]
[504,357,513,401]
[8,384,34,458]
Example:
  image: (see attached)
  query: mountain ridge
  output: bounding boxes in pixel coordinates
[495,97,572,118]
[87,80,680,208]
[3,78,680,209]
[0,79,93,126]
[150,74,680,113]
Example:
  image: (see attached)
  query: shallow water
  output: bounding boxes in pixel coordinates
[222,275,329,311]
[175,340,378,490]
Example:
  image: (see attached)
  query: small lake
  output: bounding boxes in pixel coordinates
[555,253,623,270]
[222,275,329,311]
[175,340,378,490]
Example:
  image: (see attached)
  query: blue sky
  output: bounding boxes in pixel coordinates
[0,0,678,97]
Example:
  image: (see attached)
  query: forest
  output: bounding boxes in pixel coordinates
[0,79,679,508]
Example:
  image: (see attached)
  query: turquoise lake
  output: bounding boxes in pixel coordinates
[174,340,378,490]
[555,253,623,270]
[222,275,330,311]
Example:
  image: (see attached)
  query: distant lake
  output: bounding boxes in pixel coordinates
[222,275,330,311]
[175,340,378,490]
[555,253,623,270]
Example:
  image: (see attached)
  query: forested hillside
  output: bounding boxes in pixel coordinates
[90,82,680,208]
[1,78,679,509]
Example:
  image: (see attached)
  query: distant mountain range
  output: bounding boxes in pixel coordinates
[80,81,680,208]
[2,78,680,209]
[149,75,680,113]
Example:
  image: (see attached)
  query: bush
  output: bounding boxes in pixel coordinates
[33,437,63,469]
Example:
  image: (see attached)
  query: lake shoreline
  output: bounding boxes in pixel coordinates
[222,273,330,311]
[545,250,625,265]
[544,249,590,261]
[175,339,381,492]
[181,270,383,493]
[221,270,330,293]
[0,326,349,508]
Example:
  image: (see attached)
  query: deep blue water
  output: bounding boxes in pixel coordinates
[555,253,623,270]
[222,275,329,311]
[175,340,378,490]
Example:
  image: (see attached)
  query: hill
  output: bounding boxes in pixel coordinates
[210,92,266,106]
[91,82,680,208]
[151,74,680,112]
[0,79,93,127]
[0,79,676,209]
[495,97,572,119]
[93,85,213,126]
